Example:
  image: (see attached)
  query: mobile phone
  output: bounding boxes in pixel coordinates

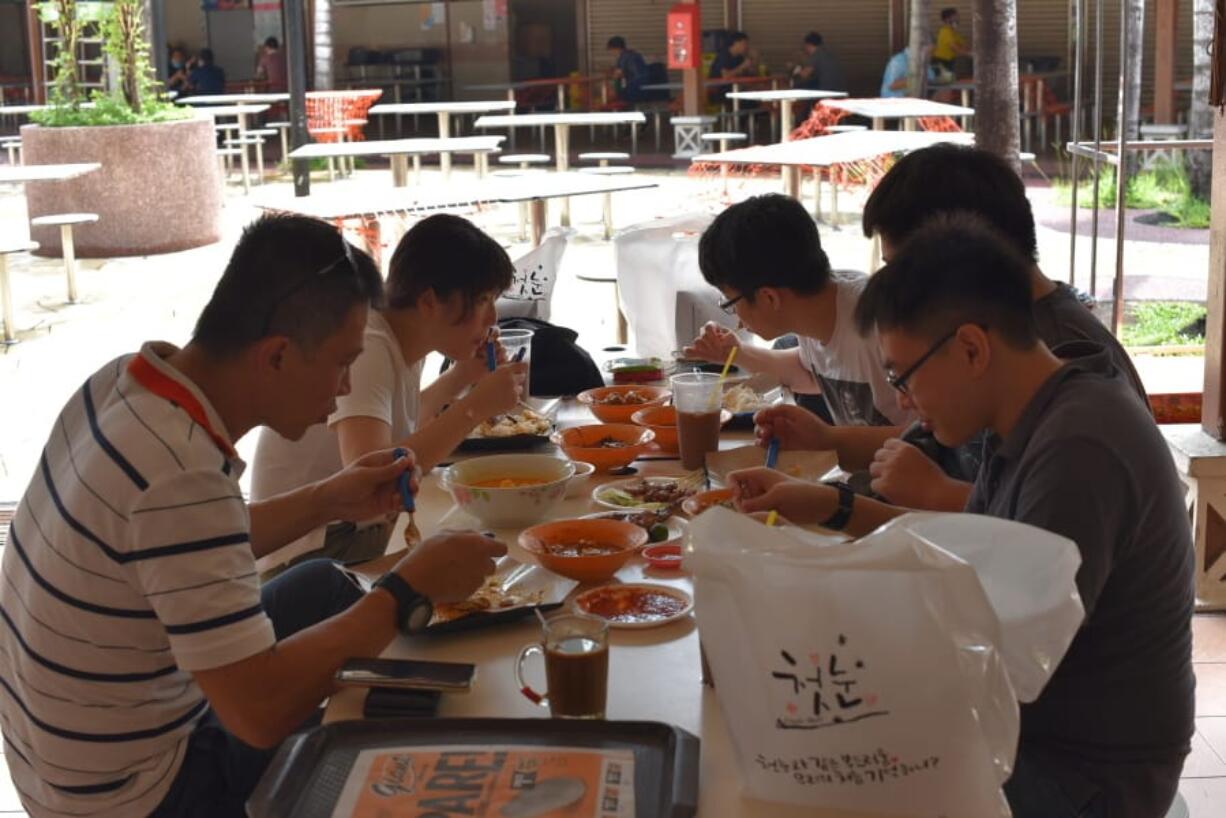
[335,658,476,693]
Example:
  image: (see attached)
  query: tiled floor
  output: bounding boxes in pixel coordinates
[0,615,1220,816]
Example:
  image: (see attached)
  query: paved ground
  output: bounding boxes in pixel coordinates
[0,162,1219,815]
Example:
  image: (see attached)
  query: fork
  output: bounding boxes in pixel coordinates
[393,447,421,547]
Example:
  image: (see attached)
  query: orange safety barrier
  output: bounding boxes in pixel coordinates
[917,115,964,133]
[306,90,381,143]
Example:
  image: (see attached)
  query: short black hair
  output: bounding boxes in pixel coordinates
[606,36,627,50]
[698,194,831,299]
[386,214,514,318]
[730,31,750,45]
[193,215,383,358]
[198,48,214,65]
[264,36,280,48]
[862,143,1038,260]
[855,212,1038,349]
[941,7,958,21]
[803,32,823,47]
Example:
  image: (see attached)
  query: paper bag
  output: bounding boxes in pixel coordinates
[687,510,1083,818]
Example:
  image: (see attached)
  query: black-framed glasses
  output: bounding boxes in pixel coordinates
[885,329,958,395]
[718,290,752,315]
[261,237,359,336]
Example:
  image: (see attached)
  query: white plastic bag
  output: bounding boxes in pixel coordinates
[687,510,1083,818]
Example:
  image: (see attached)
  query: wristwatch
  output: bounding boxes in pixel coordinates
[819,483,856,532]
[373,573,434,634]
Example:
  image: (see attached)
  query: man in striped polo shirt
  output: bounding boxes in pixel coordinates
[0,215,505,817]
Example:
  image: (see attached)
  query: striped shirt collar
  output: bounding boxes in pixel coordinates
[126,341,242,463]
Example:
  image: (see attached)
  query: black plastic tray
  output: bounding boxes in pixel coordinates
[247,718,700,818]
[455,432,553,452]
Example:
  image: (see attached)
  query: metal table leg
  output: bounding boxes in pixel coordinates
[555,125,571,227]
[439,112,452,180]
[529,198,547,247]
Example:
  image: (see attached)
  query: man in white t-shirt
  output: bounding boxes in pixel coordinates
[0,214,504,818]
[683,194,913,470]
[253,214,528,574]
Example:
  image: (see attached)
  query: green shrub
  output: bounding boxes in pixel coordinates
[1120,301,1206,348]
[30,93,191,127]
[1053,162,1209,230]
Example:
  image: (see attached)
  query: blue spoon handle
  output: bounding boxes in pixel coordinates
[513,344,528,363]
[392,447,415,512]
[485,341,498,372]
[765,438,781,470]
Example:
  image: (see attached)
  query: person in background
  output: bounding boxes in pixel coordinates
[606,36,649,103]
[880,46,936,97]
[188,48,225,95]
[167,46,190,94]
[792,31,847,93]
[0,213,504,818]
[730,213,1194,818]
[252,214,526,577]
[932,7,970,75]
[709,31,758,102]
[255,36,288,91]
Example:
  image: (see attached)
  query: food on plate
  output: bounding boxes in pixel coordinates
[576,585,689,625]
[595,437,633,449]
[470,476,550,489]
[471,407,551,438]
[600,478,696,510]
[589,510,674,542]
[682,488,736,516]
[431,577,545,625]
[543,540,625,558]
[722,384,772,414]
[591,389,653,406]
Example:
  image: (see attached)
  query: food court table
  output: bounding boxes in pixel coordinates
[322,403,896,818]
[821,97,975,131]
[368,101,517,175]
[0,162,101,343]
[474,112,647,224]
[724,89,848,142]
[467,76,611,113]
[287,135,505,185]
[193,104,271,193]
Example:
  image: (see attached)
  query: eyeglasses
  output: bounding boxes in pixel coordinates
[718,291,752,315]
[885,329,958,395]
[261,237,360,336]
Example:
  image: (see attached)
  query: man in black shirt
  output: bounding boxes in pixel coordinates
[732,213,1194,818]
[709,31,757,103]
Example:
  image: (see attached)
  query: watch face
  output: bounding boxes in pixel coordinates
[406,600,434,633]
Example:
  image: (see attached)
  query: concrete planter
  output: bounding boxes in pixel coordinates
[21,117,222,257]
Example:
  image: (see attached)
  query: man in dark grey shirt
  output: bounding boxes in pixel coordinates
[793,32,848,93]
[730,214,1194,818]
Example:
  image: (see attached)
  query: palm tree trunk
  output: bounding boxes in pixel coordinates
[907,0,931,98]
[1121,0,1146,179]
[1186,0,1215,200]
[313,0,333,90]
[973,0,1021,174]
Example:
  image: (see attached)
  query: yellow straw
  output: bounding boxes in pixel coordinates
[708,346,739,410]
[765,510,779,527]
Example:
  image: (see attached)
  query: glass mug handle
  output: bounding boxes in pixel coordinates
[515,643,549,708]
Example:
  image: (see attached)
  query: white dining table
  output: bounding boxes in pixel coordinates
[321,400,897,818]
[821,97,975,131]
[368,101,517,175]
[474,112,647,224]
[287,135,506,185]
[0,162,101,343]
[194,104,271,194]
[725,89,848,142]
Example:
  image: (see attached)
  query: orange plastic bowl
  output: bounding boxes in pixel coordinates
[577,385,672,423]
[519,518,648,583]
[682,488,736,517]
[551,424,655,472]
[631,404,679,454]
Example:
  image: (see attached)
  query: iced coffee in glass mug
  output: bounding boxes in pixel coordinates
[515,614,609,719]
[670,371,724,470]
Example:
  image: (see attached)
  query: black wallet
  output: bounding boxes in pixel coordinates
[362,687,441,719]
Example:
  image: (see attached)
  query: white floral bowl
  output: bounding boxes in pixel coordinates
[441,454,576,528]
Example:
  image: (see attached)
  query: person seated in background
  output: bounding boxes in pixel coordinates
[255,36,287,91]
[932,7,971,76]
[879,46,936,97]
[187,47,225,95]
[730,213,1194,818]
[792,31,847,93]
[252,214,527,576]
[757,144,1148,510]
[606,35,649,103]
[0,213,504,818]
[167,46,190,94]
[709,31,758,102]
[682,194,913,434]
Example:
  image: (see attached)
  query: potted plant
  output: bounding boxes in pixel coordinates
[21,0,223,257]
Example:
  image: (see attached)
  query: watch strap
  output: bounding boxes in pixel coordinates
[820,483,855,531]
[373,572,431,632]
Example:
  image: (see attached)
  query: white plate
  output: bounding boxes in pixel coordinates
[581,511,688,549]
[590,476,696,511]
[571,583,694,629]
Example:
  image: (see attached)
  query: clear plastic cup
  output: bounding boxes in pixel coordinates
[670,371,723,470]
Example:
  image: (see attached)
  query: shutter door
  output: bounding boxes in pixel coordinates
[742,0,891,97]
